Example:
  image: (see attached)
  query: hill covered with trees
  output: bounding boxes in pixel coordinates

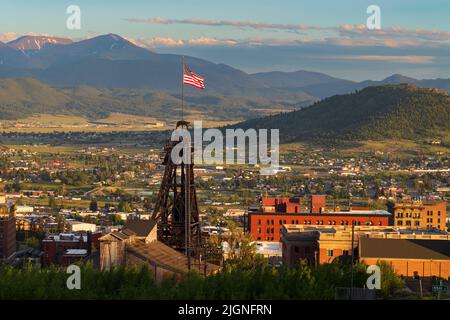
[237,84,450,142]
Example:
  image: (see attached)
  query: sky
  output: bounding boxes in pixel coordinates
[0,0,449,80]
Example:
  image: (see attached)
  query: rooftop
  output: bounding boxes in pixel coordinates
[65,249,88,256]
[360,238,450,260]
[253,210,391,216]
[282,225,450,241]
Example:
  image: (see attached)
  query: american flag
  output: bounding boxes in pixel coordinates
[183,64,205,90]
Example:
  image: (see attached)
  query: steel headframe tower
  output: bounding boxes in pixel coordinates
[151,120,201,268]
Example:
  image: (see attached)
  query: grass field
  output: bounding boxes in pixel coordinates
[0,113,239,133]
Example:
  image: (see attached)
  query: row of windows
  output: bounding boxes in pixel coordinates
[257,227,282,234]
[256,237,274,241]
[396,212,421,218]
[257,219,380,226]
[397,221,420,226]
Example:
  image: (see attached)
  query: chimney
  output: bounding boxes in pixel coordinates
[311,195,326,213]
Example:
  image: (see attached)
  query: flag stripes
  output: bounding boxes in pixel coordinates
[183,64,205,89]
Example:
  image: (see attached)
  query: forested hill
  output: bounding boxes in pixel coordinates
[236,84,450,142]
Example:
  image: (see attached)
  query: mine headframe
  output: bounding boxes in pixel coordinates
[151,120,201,256]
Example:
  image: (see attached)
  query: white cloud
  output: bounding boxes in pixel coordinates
[0,32,20,42]
[324,55,435,64]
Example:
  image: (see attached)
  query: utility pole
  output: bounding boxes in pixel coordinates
[350,220,355,299]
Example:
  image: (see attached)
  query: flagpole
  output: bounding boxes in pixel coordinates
[181,55,191,269]
[181,56,184,121]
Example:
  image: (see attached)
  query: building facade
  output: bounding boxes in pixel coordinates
[251,195,391,241]
[249,211,391,241]
[360,237,450,285]
[394,201,446,231]
[42,233,91,266]
[281,224,450,274]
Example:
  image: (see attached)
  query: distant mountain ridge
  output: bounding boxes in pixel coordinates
[0,33,448,102]
[0,78,301,121]
[7,36,73,51]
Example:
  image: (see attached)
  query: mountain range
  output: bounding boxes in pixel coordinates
[0,78,300,121]
[0,34,449,101]
[1,33,450,144]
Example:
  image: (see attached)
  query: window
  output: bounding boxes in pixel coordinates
[258,219,261,225]
[397,221,403,226]
[257,228,261,234]
[326,249,334,257]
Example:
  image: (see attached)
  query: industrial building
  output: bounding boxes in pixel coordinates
[99,219,220,281]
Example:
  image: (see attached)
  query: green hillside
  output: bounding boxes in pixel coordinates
[237,84,450,142]
[0,78,305,122]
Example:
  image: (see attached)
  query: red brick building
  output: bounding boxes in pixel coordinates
[249,211,391,241]
[250,195,391,241]
[281,224,450,271]
[42,233,90,266]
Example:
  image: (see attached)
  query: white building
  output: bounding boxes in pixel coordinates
[67,220,97,233]
[15,205,34,214]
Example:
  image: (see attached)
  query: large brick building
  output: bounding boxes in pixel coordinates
[393,201,447,231]
[281,224,450,279]
[0,195,16,261]
[360,237,450,284]
[42,233,92,266]
[249,195,391,241]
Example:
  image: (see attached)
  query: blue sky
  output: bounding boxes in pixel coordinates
[1,0,449,80]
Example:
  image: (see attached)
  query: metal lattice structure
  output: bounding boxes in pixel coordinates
[151,121,201,262]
